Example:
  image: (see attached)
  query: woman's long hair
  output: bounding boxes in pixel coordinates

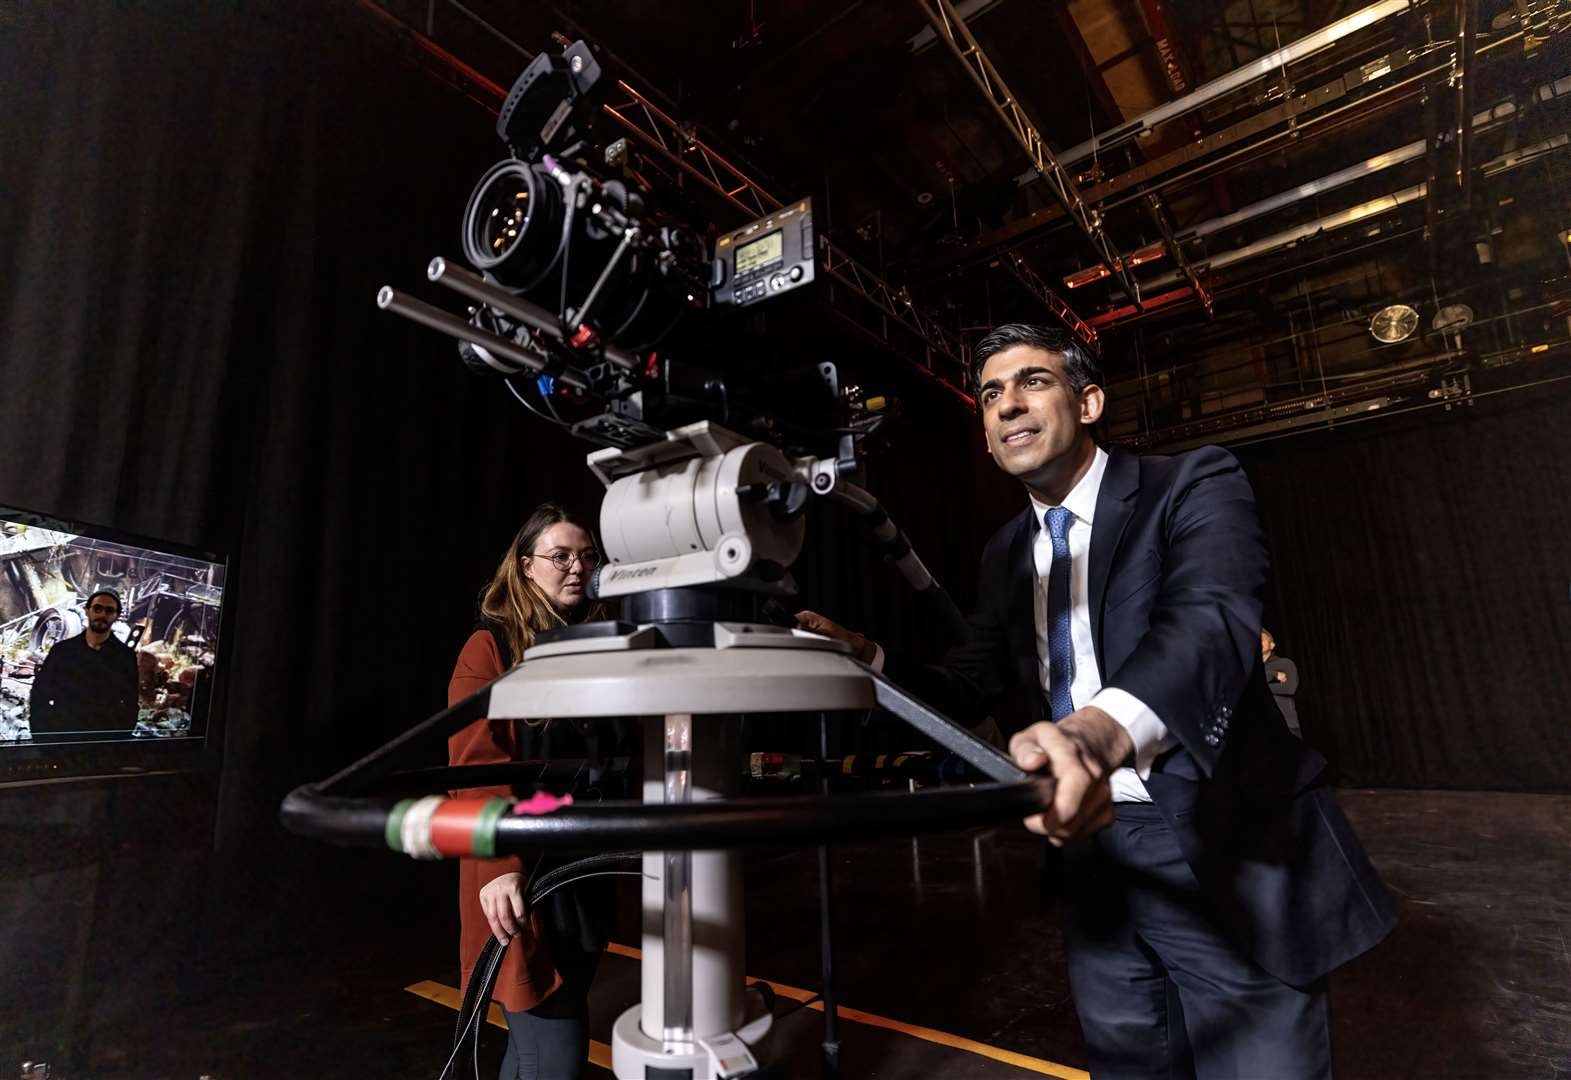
[480,503,608,663]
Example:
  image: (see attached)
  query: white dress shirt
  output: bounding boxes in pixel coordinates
[1029,446,1174,802]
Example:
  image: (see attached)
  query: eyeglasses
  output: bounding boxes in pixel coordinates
[526,549,601,573]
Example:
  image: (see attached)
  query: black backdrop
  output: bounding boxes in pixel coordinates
[0,2,1022,853]
[1239,386,1571,789]
[4,3,1570,1061]
[2,4,1567,838]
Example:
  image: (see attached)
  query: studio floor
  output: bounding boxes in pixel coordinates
[25,789,1571,1079]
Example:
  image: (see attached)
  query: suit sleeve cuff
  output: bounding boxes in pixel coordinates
[1089,687,1169,779]
[867,641,886,672]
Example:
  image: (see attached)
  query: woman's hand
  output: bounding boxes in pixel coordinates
[478,871,527,945]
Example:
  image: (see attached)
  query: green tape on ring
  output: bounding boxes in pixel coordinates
[471,798,510,859]
[386,798,416,853]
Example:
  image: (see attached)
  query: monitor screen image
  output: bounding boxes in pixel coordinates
[734,229,783,276]
[0,508,226,747]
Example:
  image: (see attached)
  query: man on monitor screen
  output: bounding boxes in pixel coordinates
[29,590,139,736]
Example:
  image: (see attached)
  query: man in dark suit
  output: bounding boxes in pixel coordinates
[1263,628,1302,737]
[29,590,139,737]
[799,324,1394,1078]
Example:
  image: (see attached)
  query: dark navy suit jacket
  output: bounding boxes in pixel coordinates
[893,444,1396,985]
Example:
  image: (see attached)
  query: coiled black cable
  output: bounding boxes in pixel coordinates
[439,852,643,1080]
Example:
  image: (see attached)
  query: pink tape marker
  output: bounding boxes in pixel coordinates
[511,792,574,815]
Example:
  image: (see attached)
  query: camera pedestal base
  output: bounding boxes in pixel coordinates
[497,622,872,1078]
[611,998,775,1079]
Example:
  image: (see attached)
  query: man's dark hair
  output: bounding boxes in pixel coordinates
[85,590,121,616]
[970,324,1104,399]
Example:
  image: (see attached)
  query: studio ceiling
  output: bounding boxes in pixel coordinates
[357,0,1571,447]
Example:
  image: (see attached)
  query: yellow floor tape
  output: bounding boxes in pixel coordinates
[409,941,1087,1080]
[404,979,613,1068]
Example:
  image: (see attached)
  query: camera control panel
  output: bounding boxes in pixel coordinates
[712,198,815,307]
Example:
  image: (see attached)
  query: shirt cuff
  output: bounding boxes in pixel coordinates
[1089,687,1169,779]
[866,641,886,672]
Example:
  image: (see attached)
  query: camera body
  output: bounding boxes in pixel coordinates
[378,38,900,599]
[452,39,848,464]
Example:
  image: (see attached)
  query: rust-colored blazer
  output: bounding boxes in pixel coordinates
[447,629,562,1012]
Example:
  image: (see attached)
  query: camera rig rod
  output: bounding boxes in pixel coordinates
[375,285,591,391]
[426,257,641,372]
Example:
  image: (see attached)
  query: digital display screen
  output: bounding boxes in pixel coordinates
[735,231,783,276]
[1,507,226,746]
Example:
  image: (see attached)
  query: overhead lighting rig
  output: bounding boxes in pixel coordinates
[1145,193,1213,318]
[997,255,1099,348]
[914,0,1144,310]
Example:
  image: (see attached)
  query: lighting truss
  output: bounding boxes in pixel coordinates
[601,82,781,221]
[914,0,1143,306]
[600,81,972,390]
[1145,193,1212,317]
[998,255,1099,348]
[819,241,973,397]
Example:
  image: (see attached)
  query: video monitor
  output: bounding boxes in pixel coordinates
[0,506,226,768]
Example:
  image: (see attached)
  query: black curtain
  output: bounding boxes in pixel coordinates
[3,3,1568,1066]
[1,0,1563,876]
[4,1,1566,822]
[0,2,1016,846]
[1237,385,1571,790]
[0,4,604,842]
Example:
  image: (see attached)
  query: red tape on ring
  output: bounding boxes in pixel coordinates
[427,798,491,858]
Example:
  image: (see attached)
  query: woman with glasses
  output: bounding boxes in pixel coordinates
[447,502,624,1080]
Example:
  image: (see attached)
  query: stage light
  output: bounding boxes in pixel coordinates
[1369,303,1418,343]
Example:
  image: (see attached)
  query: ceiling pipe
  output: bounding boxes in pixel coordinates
[1149,182,1429,289]
[1455,0,1478,208]
[1120,132,1566,301]
[999,255,1100,347]
[1060,72,1571,283]
[1018,0,1414,184]
[1170,71,1570,243]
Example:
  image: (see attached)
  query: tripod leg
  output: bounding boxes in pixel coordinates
[817,713,840,1078]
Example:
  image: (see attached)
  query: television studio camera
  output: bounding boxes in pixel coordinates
[282,38,1053,1079]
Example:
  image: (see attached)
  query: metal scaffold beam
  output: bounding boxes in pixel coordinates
[600,83,973,390]
[998,256,1099,348]
[915,0,1143,307]
[818,242,972,397]
[1144,193,1212,318]
[601,82,781,221]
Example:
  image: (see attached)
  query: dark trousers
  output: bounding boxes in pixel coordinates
[500,947,601,1080]
[1063,803,1331,1080]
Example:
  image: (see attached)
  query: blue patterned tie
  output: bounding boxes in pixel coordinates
[1044,506,1076,722]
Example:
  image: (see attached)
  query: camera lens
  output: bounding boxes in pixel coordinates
[480,184,528,260]
[459,159,696,349]
[462,160,565,289]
